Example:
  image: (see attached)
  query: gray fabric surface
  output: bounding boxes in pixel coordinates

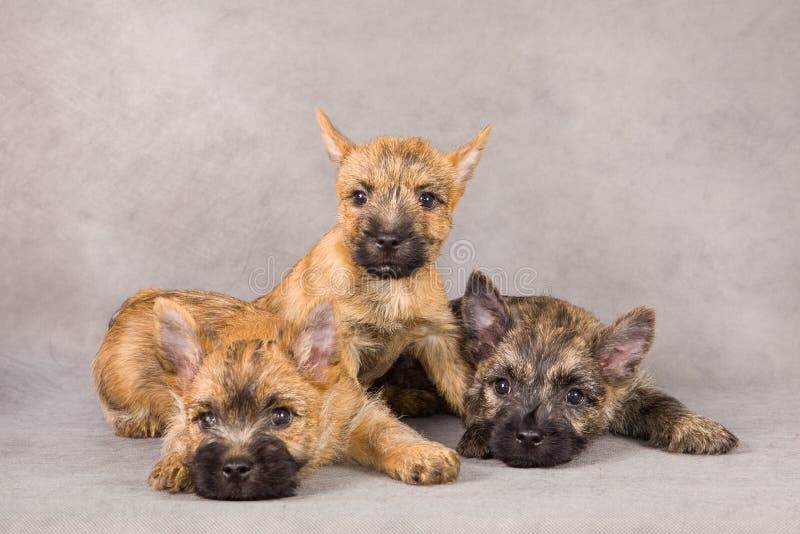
[2,1,798,531]
[3,386,799,533]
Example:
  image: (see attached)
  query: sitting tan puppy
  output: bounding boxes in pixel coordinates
[255,110,491,418]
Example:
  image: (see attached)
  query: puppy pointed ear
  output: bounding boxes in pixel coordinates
[593,306,656,386]
[448,124,492,184]
[153,298,205,389]
[461,270,510,361]
[292,300,339,381]
[316,108,354,167]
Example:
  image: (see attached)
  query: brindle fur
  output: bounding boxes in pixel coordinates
[93,290,459,497]
[383,271,738,466]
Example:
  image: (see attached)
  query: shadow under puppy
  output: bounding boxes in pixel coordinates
[384,271,739,468]
[93,290,459,499]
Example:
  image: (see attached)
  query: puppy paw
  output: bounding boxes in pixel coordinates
[456,422,494,459]
[655,414,739,455]
[149,453,193,493]
[456,436,493,459]
[383,442,461,485]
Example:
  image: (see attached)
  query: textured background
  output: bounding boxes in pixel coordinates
[1,1,798,531]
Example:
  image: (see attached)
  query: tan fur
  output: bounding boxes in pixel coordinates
[253,110,491,416]
[92,289,460,493]
[92,112,491,489]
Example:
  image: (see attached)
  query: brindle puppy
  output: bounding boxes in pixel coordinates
[383,271,738,467]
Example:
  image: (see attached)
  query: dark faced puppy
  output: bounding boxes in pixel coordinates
[148,299,341,499]
[326,116,488,280]
[178,337,312,500]
[183,342,306,500]
[255,110,492,417]
[455,271,738,467]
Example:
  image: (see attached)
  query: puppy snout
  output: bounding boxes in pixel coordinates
[515,430,543,446]
[222,458,253,482]
[375,233,404,250]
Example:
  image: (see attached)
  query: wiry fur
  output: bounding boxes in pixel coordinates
[382,271,738,466]
[93,289,460,498]
[253,109,491,416]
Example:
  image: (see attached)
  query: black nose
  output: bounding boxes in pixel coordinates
[222,458,253,482]
[375,233,403,250]
[515,430,543,446]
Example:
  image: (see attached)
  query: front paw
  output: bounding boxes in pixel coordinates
[383,442,461,485]
[655,414,739,455]
[149,453,193,493]
[456,423,494,459]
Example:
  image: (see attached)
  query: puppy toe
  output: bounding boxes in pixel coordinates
[659,415,739,455]
[384,442,461,485]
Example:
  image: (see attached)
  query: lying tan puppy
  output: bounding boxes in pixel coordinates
[93,290,459,499]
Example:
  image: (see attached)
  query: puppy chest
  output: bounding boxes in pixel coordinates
[350,325,415,384]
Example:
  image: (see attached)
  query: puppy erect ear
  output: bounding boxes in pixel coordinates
[461,271,510,361]
[153,298,205,390]
[316,108,355,167]
[593,306,656,386]
[448,124,492,184]
[292,300,339,382]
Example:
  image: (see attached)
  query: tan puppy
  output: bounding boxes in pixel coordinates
[92,290,459,498]
[254,110,491,417]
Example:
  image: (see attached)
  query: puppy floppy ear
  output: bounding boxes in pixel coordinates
[448,124,492,184]
[461,270,510,361]
[153,298,206,390]
[593,306,656,386]
[292,300,339,382]
[316,108,355,167]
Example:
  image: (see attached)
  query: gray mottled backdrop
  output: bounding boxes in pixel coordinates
[2,1,798,532]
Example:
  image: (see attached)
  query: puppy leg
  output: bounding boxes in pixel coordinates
[374,352,447,417]
[148,420,193,493]
[409,329,470,416]
[103,404,165,439]
[380,384,445,417]
[347,400,460,485]
[94,358,173,438]
[610,382,739,454]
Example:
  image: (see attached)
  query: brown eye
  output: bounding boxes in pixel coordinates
[493,378,511,396]
[270,407,293,428]
[198,412,216,430]
[352,190,367,206]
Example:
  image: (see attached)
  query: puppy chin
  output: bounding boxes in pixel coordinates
[189,438,304,500]
[363,263,418,279]
[351,238,429,279]
[498,451,575,469]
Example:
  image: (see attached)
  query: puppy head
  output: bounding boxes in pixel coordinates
[457,271,655,468]
[154,298,340,499]
[316,108,491,279]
